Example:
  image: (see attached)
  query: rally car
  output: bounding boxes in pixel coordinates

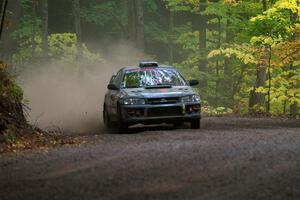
[103,61,201,133]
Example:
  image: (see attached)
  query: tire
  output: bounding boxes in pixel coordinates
[117,106,128,134]
[103,106,112,128]
[118,122,128,134]
[173,121,184,129]
[190,119,200,129]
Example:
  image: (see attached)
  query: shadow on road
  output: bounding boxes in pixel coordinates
[72,116,300,136]
[102,123,181,135]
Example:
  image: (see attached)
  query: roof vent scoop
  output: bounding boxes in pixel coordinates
[139,61,159,68]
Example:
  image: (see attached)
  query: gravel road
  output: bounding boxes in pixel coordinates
[1,117,300,200]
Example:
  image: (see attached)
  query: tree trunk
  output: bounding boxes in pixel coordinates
[249,49,268,112]
[0,1,3,13]
[198,0,207,86]
[289,63,298,115]
[0,0,20,65]
[31,0,37,60]
[41,0,48,60]
[266,45,272,113]
[168,10,174,64]
[289,6,299,116]
[215,17,221,106]
[127,0,136,43]
[248,0,268,113]
[127,0,144,51]
[135,0,144,51]
[262,0,267,11]
[119,1,127,39]
[0,0,8,40]
[224,17,234,107]
[73,0,82,59]
[290,102,299,116]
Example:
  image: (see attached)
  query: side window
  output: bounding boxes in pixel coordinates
[113,70,123,87]
[109,75,116,84]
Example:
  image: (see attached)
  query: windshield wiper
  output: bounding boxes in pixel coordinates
[144,84,172,89]
[124,86,140,89]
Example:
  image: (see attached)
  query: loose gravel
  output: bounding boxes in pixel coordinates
[1,117,300,200]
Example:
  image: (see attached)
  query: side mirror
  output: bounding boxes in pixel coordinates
[109,75,116,84]
[189,80,199,86]
[107,84,119,90]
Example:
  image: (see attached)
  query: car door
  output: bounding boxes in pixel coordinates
[108,70,123,120]
[105,75,115,114]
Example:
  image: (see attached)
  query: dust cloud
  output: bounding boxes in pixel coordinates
[18,43,150,134]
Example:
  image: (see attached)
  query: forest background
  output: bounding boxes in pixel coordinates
[1,0,300,120]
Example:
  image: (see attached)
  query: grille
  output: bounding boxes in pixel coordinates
[148,106,182,117]
[147,97,179,105]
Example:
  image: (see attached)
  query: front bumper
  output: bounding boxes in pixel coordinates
[120,103,201,125]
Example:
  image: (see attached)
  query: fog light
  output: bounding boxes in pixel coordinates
[135,110,142,116]
[126,108,135,114]
[185,105,200,113]
[193,105,200,111]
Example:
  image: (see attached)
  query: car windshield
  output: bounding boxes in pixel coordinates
[122,68,186,88]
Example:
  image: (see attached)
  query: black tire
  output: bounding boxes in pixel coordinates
[118,122,128,134]
[191,119,200,129]
[103,106,112,128]
[117,106,128,134]
[173,121,184,129]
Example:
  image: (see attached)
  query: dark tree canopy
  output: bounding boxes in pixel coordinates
[0,0,300,116]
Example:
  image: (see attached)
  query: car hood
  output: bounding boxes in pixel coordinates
[123,86,195,98]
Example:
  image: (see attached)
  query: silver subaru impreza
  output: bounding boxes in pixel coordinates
[103,61,201,133]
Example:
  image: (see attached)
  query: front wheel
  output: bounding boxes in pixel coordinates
[173,121,184,129]
[190,119,200,129]
[117,106,128,134]
[118,122,128,134]
[103,106,112,128]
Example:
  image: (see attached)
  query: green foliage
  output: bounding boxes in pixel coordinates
[8,81,24,103]
[202,104,233,115]
[145,22,169,43]
[0,63,24,105]
[81,0,127,28]
[48,33,103,64]
[257,66,300,115]
[164,0,198,12]
[11,16,40,41]
[199,1,297,114]
[20,0,35,10]
[0,62,26,136]
[6,0,300,116]
[249,0,300,46]
[12,33,103,71]
[48,33,77,60]
[208,46,257,65]
[176,30,199,51]
[4,128,17,144]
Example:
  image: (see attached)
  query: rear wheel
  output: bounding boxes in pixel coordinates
[191,119,200,129]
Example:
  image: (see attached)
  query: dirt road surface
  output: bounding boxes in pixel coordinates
[1,117,300,200]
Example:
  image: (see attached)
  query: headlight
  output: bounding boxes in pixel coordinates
[181,95,200,103]
[123,98,146,105]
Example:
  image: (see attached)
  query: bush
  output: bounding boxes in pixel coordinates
[0,61,26,135]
